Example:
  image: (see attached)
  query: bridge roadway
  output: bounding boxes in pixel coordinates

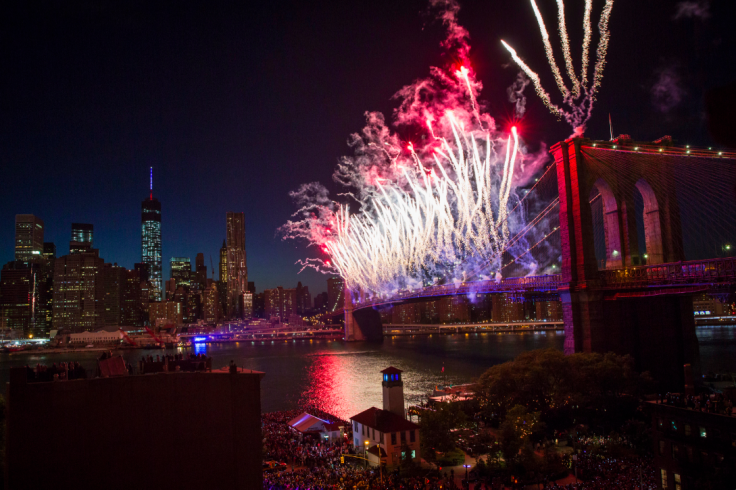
[383,322,563,336]
[353,256,736,309]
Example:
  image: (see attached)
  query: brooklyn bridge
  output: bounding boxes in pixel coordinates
[340,135,736,389]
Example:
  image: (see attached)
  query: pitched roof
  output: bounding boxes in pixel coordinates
[287,413,330,433]
[350,407,419,433]
[380,366,402,375]
[323,422,343,431]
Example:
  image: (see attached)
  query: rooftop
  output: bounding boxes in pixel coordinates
[380,366,402,375]
[350,407,419,433]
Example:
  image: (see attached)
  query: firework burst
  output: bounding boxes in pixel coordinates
[502,0,614,133]
[281,0,543,296]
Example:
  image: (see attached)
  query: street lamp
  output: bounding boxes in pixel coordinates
[463,464,471,485]
[364,440,369,468]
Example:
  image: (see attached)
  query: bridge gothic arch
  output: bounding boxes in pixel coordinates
[590,177,624,270]
[634,178,664,265]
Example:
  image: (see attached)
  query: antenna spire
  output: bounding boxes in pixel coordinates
[149,166,153,200]
[609,114,614,141]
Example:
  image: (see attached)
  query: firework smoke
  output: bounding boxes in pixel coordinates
[281,0,549,296]
[502,0,614,133]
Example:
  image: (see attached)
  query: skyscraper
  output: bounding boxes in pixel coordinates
[0,261,44,336]
[103,263,125,326]
[141,168,162,301]
[296,282,311,315]
[219,240,227,283]
[194,253,207,288]
[53,247,105,332]
[263,287,296,322]
[327,276,344,312]
[41,242,56,330]
[14,215,44,263]
[226,212,247,318]
[170,257,191,289]
[203,283,220,324]
[71,223,93,245]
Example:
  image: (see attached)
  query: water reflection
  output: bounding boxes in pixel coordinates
[0,328,733,420]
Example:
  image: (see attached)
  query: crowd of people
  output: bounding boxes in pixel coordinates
[659,391,734,416]
[138,352,210,373]
[544,453,657,490]
[24,361,87,382]
[261,408,662,490]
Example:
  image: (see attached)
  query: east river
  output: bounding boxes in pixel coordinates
[2,326,734,420]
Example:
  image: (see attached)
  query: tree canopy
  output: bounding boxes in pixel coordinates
[476,348,652,421]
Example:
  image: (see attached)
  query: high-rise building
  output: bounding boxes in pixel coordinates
[263,287,296,322]
[264,288,282,321]
[121,268,144,327]
[103,263,125,326]
[490,294,505,322]
[149,301,182,326]
[253,292,265,318]
[327,277,344,312]
[203,283,220,324]
[134,262,150,282]
[71,223,93,244]
[170,257,191,289]
[52,247,105,332]
[41,242,56,330]
[243,291,253,319]
[313,292,328,311]
[0,261,44,337]
[70,223,94,253]
[193,253,207,288]
[165,278,176,300]
[185,287,202,324]
[226,212,247,318]
[219,240,227,283]
[14,215,44,263]
[247,282,255,294]
[139,279,152,326]
[42,243,56,264]
[296,282,312,315]
[142,168,162,302]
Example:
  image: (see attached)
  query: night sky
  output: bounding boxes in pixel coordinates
[2,0,734,295]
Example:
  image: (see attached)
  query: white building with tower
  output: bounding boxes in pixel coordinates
[349,367,420,468]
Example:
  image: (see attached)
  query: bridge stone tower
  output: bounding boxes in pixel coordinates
[552,137,700,389]
[344,285,383,341]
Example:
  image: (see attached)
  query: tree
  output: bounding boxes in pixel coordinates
[420,402,468,453]
[476,348,652,425]
[499,405,543,462]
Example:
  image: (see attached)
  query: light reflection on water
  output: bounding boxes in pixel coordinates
[1,327,733,420]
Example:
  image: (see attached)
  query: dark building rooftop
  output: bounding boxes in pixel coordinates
[350,406,418,433]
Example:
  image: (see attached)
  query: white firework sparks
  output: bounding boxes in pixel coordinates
[281,103,524,295]
[502,0,614,132]
[281,0,550,297]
